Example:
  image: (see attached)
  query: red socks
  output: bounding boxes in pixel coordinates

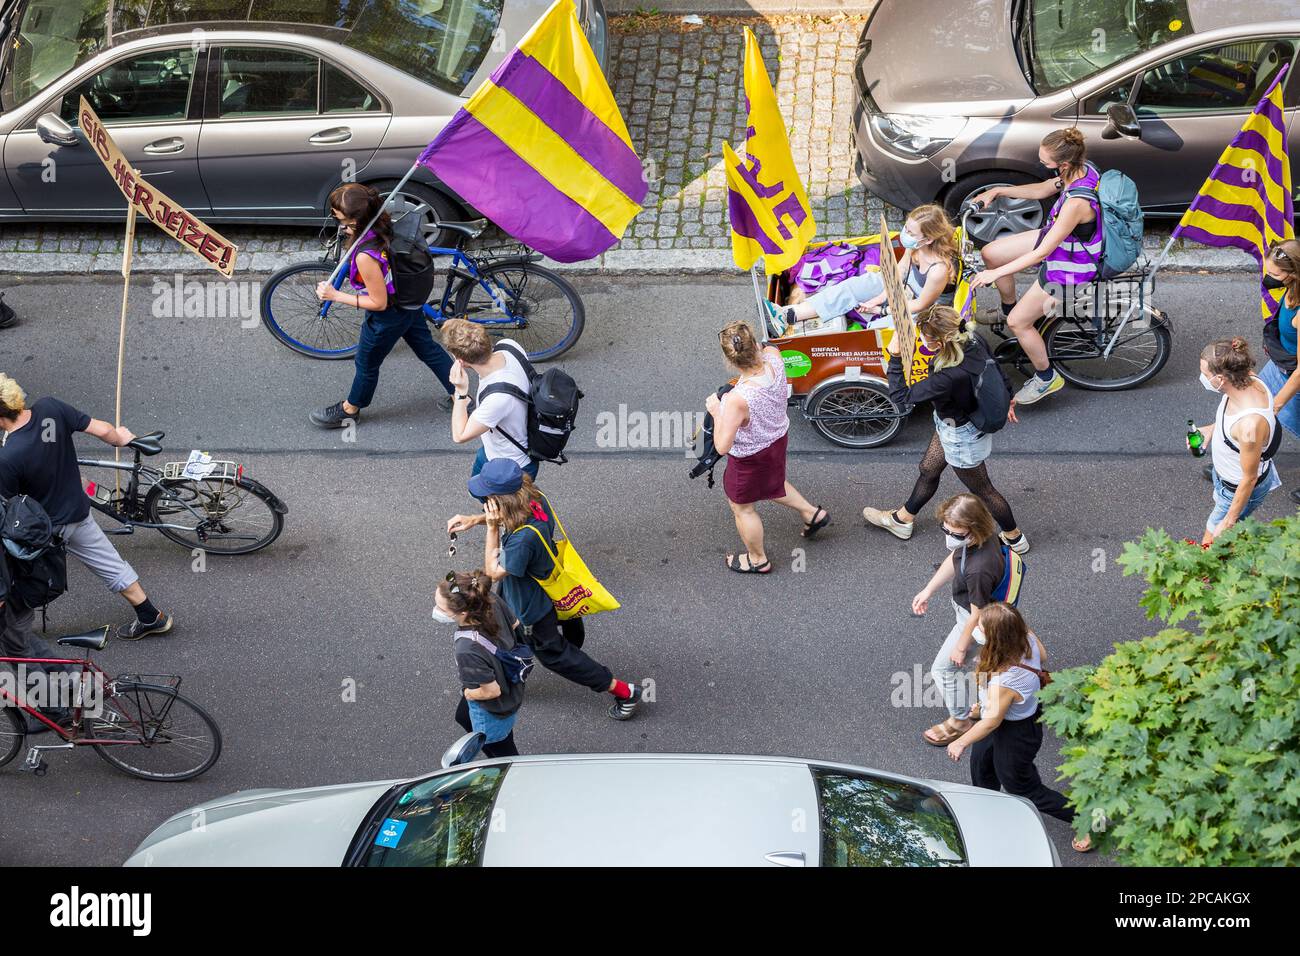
[610,680,632,700]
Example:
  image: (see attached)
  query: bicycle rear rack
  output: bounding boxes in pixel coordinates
[161,460,240,483]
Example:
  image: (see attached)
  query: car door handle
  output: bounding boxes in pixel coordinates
[142,137,185,155]
[764,851,806,867]
[309,127,353,145]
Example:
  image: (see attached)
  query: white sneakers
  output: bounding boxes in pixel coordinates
[862,507,914,540]
[1001,530,1031,555]
[1013,370,1065,405]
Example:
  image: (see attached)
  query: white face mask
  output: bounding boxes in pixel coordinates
[431,607,458,625]
[1199,372,1221,392]
[944,534,967,552]
[972,625,987,646]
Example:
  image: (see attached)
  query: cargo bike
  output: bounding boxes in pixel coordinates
[751,202,1173,449]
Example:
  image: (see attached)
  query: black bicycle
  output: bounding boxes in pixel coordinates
[78,431,286,555]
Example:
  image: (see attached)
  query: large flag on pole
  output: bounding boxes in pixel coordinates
[1171,64,1293,317]
[416,0,645,262]
[725,29,816,274]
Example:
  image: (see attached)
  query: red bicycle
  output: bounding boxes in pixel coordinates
[0,626,221,781]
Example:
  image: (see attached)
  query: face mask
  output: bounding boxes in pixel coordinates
[900,229,923,250]
[1199,372,1220,393]
[1264,275,1286,291]
[972,625,987,646]
[944,534,967,552]
[1038,161,1059,180]
[431,607,457,625]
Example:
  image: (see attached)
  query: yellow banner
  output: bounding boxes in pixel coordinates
[79,96,238,277]
[724,29,816,274]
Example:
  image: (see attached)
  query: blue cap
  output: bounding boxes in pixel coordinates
[468,457,524,500]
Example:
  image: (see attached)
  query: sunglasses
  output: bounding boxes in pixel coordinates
[447,531,457,558]
[444,570,461,595]
[942,526,970,540]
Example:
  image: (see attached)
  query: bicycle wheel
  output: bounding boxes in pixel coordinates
[0,706,25,769]
[92,685,222,781]
[806,380,906,449]
[145,476,284,555]
[452,260,584,361]
[1045,311,1172,391]
[260,260,363,359]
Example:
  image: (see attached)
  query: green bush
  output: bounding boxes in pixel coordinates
[1039,514,1300,865]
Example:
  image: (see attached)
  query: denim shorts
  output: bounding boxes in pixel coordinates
[1208,465,1281,531]
[934,412,992,469]
[1259,360,1300,440]
[466,699,517,745]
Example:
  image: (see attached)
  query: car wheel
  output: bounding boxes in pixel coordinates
[944,172,1048,247]
[375,182,461,249]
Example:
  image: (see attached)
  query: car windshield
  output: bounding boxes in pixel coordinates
[360,766,505,867]
[1024,0,1194,93]
[1,0,111,112]
[813,768,967,866]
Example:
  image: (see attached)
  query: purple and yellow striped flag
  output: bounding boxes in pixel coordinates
[1172,64,1294,317]
[417,0,646,263]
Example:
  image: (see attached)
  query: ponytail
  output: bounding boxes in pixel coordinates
[1201,337,1255,389]
[437,570,501,640]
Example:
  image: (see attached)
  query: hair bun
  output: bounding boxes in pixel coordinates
[1064,127,1084,146]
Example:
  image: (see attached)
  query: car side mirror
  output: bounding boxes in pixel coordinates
[1104,103,1141,139]
[36,113,80,147]
[440,731,485,769]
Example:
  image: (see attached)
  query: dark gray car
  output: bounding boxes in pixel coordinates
[0,0,608,243]
[852,0,1300,244]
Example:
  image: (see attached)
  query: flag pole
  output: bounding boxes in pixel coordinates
[114,203,137,492]
[327,162,422,285]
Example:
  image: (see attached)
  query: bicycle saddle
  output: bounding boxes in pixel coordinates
[437,218,487,238]
[128,431,164,456]
[56,626,110,650]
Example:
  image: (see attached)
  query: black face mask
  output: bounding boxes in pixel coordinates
[1264,275,1287,291]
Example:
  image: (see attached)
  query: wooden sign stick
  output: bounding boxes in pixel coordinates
[113,203,137,491]
[878,214,917,382]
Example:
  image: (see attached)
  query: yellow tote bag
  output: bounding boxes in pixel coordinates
[523,495,620,620]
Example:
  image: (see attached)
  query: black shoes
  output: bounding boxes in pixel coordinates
[438,393,455,412]
[311,402,359,429]
[118,612,174,641]
[608,684,643,721]
[0,293,16,329]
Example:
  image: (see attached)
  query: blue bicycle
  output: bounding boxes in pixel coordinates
[259,216,585,362]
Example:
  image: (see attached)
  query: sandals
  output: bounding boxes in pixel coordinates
[922,718,970,746]
[802,507,831,539]
[1072,834,1094,853]
[726,553,772,574]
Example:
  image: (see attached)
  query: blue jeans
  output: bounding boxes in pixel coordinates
[465,699,518,746]
[804,272,885,319]
[933,412,992,468]
[1208,466,1280,531]
[347,304,453,409]
[469,445,539,500]
[1259,360,1300,440]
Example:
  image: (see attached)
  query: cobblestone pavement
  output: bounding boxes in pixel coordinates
[0,12,1242,274]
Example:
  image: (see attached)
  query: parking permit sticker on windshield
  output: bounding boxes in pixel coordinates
[375,819,407,849]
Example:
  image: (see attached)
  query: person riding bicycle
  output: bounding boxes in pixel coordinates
[0,374,174,641]
[310,183,455,429]
[969,128,1104,407]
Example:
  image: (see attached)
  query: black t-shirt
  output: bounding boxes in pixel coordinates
[454,597,525,716]
[0,397,93,525]
[951,539,1005,611]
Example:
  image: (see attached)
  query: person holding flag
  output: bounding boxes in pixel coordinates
[1259,241,1300,503]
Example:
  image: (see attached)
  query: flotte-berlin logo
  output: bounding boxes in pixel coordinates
[49,886,151,936]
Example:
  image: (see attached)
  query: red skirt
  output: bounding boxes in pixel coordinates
[724,433,789,504]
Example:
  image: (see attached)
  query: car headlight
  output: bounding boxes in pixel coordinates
[869,113,967,157]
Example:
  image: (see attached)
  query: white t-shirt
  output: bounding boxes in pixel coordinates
[471,339,532,468]
[978,638,1043,722]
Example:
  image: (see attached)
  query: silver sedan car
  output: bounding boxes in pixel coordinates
[0,0,608,243]
[123,752,1060,867]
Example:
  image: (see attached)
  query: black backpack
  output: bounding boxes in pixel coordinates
[477,342,582,465]
[356,235,436,310]
[1,495,67,608]
[962,339,1011,435]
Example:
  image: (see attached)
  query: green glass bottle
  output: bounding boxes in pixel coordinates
[1187,419,1206,458]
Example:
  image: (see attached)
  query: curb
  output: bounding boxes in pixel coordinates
[0,243,1257,277]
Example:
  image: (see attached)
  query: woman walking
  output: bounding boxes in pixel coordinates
[1190,338,1282,544]
[970,128,1104,406]
[310,183,454,428]
[946,602,1091,852]
[1258,240,1300,503]
[911,494,1008,747]
[709,321,828,574]
[863,305,1028,552]
[472,458,643,721]
[433,569,527,758]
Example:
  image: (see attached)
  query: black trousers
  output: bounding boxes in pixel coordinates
[523,609,611,692]
[970,706,1075,823]
[1,601,73,726]
[454,697,519,758]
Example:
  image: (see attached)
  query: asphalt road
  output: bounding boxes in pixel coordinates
[0,271,1294,867]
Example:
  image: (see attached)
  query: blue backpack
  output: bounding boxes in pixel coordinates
[1066,168,1144,278]
[459,632,535,684]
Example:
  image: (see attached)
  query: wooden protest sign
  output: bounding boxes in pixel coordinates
[879,214,919,383]
[79,96,239,276]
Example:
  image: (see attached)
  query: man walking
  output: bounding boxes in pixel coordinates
[0,375,173,640]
